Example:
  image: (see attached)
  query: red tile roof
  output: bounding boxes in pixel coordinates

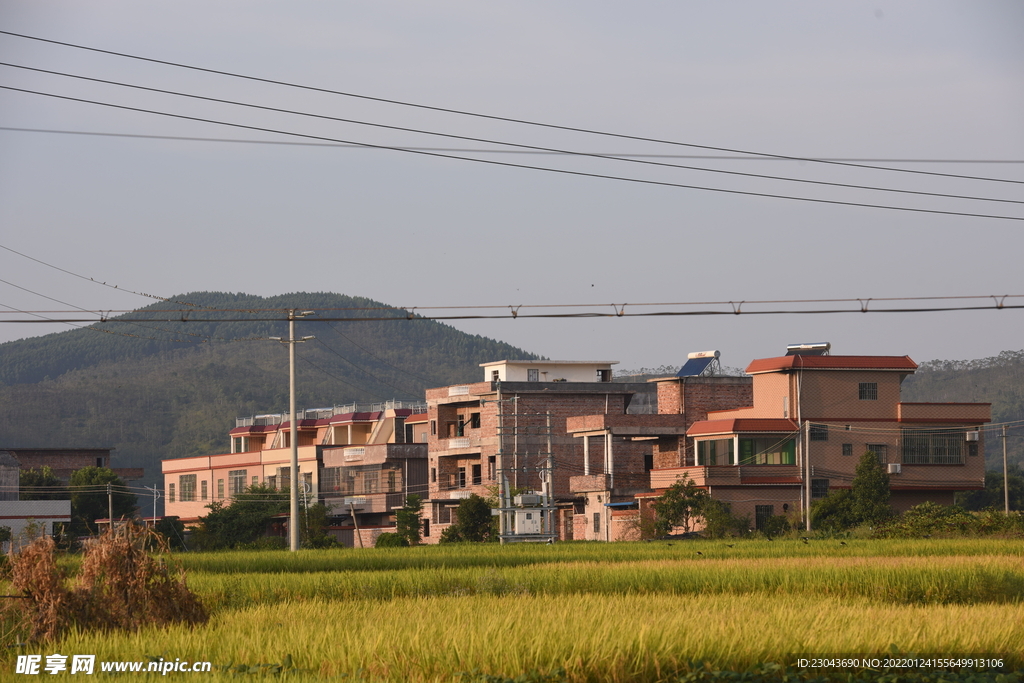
[746,355,918,374]
[687,418,799,436]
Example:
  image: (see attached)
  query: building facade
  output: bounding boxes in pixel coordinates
[659,350,991,529]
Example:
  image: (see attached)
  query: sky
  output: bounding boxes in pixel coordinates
[1,1,1022,374]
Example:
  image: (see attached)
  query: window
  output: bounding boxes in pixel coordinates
[457,467,466,488]
[527,368,539,382]
[859,383,878,400]
[697,439,734,466]
[217,479,225,499]
[842,443,854,457]
[267,475,277,489]
[321,467,341,494]
[867,444,888,465]
[755,505,774,531]
[228,469,247,496]
[472,464,482,486]
[364,471,379,494]
[811,479,830,499]
[644,453,654,471]
[168,483,175,503]
[487,456,496,480]
[387,470,397,492]
[277,467,291,491]
[597,369,611,382]
[491,370,500,382]
[430,420,436,436]
[470,412,481,429]
[809,424,829,441]
[431,467,437,483]
[902,429,965,465]
[201,480,208,501]
[179,474,197,502]
[96,457,104,467]
[252,475,259,487]
[968,442,979,457]
[738,438,796,465]
[593,512,601,534]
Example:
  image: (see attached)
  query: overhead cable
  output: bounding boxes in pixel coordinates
[2,62,1021,206]
[3,84,1023,222]
[1,29,1019,185]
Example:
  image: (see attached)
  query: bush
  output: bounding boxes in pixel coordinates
[874,502,1024,538]
[374,532,408,548]
[2,522,207,642]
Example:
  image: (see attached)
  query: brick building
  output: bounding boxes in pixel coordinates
[0,448,143,484]
[661,345,991,530]
[424,360,656,542]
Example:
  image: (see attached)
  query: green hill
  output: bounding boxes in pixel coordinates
[0,291,542,489]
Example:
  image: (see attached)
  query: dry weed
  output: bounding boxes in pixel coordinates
[4,522,208,642]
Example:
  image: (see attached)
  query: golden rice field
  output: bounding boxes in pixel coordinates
[5,538,1024,681]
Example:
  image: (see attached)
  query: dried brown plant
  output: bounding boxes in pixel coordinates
[4,522,207,642]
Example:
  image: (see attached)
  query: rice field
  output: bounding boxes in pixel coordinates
[5,538,1024,681]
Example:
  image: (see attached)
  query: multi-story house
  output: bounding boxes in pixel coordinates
[161,401,426,545]
[655,345,991,530]
[424,360,656,542]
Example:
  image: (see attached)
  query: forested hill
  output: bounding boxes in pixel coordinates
[901,350,1024,471]
[0,291,542,488]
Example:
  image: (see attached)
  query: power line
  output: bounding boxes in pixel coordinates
[4,84,1023,223]
[5,126,1024,164]
[1,29,1019,186]
[0,240,205,307]
[3,62,1021,206]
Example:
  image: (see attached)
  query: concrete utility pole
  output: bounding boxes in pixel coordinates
[144,484,161,524]
[1003,425,1010,514]
[107,482,113,531]
[271,309,315,552]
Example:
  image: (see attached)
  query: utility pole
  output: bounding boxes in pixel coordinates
[144,484,161,525]
[107,482,113,532]
[1003,425,1010,514]
[804,421,811,532]
[270,309,315,552]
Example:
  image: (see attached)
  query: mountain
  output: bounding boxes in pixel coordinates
[0,292,542,489]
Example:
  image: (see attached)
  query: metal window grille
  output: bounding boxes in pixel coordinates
[755,505,775,531]
[859,383,878,400]
[867,444,888,464]
[901,429,965,465]
[811,479,830,499]
[809,424,829,441]
[842,443,853,457]
[179,474,197,502]
[228,469,247,496]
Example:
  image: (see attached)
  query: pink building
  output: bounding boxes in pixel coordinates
[655,346,991,530]
[161,402,427,545]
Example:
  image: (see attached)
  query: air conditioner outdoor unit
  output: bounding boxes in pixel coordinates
[966,431,980,442]
[887,464,902,475]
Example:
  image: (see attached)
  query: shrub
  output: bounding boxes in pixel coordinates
[3,522,207,642]
[374,532,408,548]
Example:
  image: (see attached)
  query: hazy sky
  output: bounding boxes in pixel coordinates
[1,1,1022,373]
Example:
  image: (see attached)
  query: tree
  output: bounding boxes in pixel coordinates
[395,495,424,546]
[439,494,496,543]
[851,451,893,525]
[20,466,68,501]
[154,516,187,551]
[190,484,288,550]
[957,467,1024,511]
[69,467,137,536]
[300,503,337,549]
[810,451,892,531]
[652,474,711,536]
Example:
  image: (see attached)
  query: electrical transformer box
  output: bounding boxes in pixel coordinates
[514,510,542,535]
